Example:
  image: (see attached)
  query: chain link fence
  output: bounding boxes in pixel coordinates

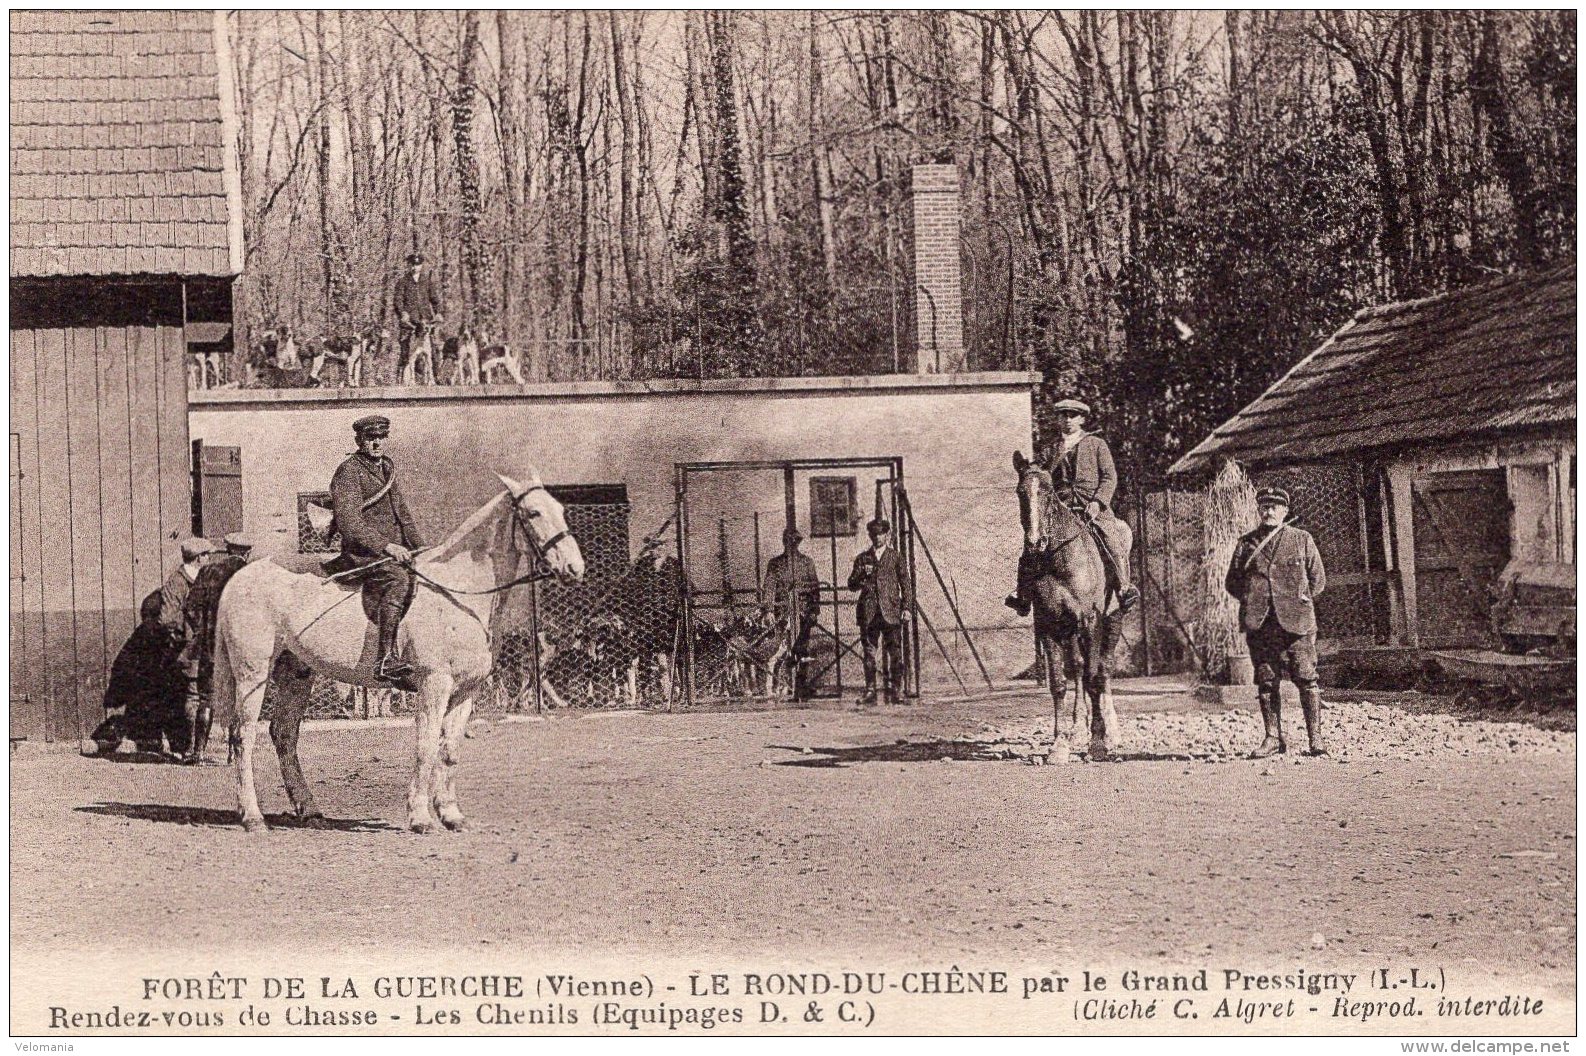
[1132,462,1391,681]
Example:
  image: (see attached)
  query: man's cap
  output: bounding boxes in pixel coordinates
[1053,398,1091,415]
[406,252,424,266]
[179,537,214,560]
[867,517,891,536]
[353,414,390,435]
[223,532,254,553]
[782,526,804,545]
[1256,486,1291,506]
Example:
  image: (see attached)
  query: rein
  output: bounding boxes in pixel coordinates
[1021,470,1087,554]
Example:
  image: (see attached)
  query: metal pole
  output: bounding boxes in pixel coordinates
[897,460,922,700]
[529,577,544,714]
[675,466,695,711]
[830,529,842,697]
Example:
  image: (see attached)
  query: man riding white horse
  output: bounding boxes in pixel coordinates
[1006,398,1139,617]
[329,414,426,691]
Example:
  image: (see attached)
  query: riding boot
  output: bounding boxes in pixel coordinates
[1005,550,1037,616]
[1300,684,1328,756]
[1249,683,1285,758]
[373,609,418,691]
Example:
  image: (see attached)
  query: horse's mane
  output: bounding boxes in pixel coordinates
[1021,465,1085,549]
[423,488,514,563]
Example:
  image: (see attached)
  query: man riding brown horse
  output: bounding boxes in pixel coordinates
[329,414,426,691]
[1007,398,1138,617]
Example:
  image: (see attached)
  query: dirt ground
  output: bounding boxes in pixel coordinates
[11,678,1575,1025]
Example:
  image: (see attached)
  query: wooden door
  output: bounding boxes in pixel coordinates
[1411,470,1509,647]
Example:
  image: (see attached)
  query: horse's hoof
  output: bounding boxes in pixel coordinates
[409,820,441,835]
[442,815,472,832]
[1089,747,1111,763]
[300,813,330,830]
[241,817,268,834]
[1028,754,1046,766]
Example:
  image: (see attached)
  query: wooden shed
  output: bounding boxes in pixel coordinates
[1171,263,1575,656]
[9,10,244,741]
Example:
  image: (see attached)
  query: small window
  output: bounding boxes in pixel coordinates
[297,491,338,553]
[810,477,858,538]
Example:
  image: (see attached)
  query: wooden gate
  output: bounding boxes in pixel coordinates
[1411,470,1510,647]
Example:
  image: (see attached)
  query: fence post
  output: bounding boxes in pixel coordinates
[1139,479,1152,677]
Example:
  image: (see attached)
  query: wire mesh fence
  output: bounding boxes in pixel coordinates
[1130,461,1391,682]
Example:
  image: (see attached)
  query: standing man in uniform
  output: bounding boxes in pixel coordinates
[848,517,913,705]
[183,533,255,764]
[394,252,444,379]
[331,414,427,691]
[760,526,822,701]
[1006,398,1138,616]
[158,537,213,761]
[1225,486,1329,757]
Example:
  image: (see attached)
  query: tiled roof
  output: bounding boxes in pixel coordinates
[1171,263,1576,474]
[10,9,239,278]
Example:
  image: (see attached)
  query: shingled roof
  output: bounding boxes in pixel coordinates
[1170,262,1576,475]
[10,9,241,278]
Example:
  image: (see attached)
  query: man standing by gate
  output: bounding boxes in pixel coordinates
[761,526,821,701]
[1225,486,1328,757]
[848,517,912,705]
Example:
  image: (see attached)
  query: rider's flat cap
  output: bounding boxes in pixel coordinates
[1256,486,1291,506]
[179,537,214,560]
[352,414,390,434]
[223,532,254,553]
[1053,398,1091,415]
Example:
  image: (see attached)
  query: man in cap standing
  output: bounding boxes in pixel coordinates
[331,415,427,690]
[1006,397,1138,616]
[157,537,213,759]
[182,533,256,763]
[1225,486,1329,757]
[394,252,443,379]
[760,525,822,701]
[848,517,913,705]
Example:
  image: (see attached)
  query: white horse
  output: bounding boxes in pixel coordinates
[211,473,584,833]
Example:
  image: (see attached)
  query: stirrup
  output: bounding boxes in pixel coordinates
[1005,593,1032,617]
[1114,585,1140,613]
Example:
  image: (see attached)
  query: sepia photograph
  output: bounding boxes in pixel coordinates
[7,7,1576,1038]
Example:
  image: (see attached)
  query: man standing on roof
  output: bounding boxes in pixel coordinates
[1007,398,1139,616]
[1225,486,1328,758]
[394,252,444,379]
[330,414,427,690]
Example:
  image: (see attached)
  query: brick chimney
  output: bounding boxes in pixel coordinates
[906,163,966,373]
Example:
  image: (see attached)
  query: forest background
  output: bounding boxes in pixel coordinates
[227,10,1575,480]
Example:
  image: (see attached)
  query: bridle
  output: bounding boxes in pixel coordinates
[410,483,568,598]
[507,483,571,564]
[1018,466,1086,553]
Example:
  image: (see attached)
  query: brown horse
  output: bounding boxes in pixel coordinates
[1014,451,1121,762]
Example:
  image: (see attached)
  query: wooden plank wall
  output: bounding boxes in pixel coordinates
[8,321,190,741]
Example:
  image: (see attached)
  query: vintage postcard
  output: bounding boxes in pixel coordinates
[8,8,1576,1039]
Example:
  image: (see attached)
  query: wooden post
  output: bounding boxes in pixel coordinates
[1384,461,1419,648]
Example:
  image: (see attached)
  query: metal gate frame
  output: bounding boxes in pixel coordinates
[674,457,923,709]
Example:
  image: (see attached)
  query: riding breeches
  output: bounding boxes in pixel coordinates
[362,562,418,633]
[1246,613,1319,689]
